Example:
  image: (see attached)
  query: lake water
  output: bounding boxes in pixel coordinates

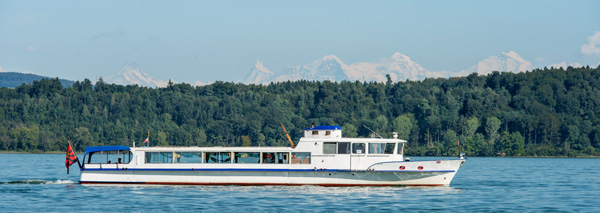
[0,154,598,212]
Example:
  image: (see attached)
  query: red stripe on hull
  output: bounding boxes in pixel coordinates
[79,181,444,187]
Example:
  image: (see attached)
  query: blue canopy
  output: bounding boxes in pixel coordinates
[84,145,130,156]
[304,125,341,131]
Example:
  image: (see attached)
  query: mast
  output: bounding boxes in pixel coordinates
[280,123,295,148]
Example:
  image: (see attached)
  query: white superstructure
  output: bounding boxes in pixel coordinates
[79,126,465,186]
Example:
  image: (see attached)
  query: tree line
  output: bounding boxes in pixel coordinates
[1,66,600,157]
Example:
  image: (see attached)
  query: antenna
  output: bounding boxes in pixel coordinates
[363,125,382,139]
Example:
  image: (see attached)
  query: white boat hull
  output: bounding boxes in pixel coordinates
[77,126,467,186]
[80,159,465,186]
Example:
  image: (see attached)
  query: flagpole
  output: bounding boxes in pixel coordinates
[66,139,81,174]
[69,139,82,169]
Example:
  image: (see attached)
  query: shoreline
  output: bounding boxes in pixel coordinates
[0,151,65,154]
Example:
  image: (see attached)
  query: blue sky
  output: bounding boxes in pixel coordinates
[1,0,599,83]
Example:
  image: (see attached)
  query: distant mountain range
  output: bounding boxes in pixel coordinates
[0,51,586,88]
[243,51,539,84]
[88,51,548,88]
[0,72,75,88]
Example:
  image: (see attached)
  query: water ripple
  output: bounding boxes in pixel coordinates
[0,154,599,212]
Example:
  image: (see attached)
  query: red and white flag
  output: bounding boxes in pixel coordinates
[65,140,79,174]
[143,131,149,143]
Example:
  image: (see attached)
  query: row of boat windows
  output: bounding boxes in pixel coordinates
[86,151,133,164]
[144,152,312,164]
[84,143,404,164]
[323,142,403,155]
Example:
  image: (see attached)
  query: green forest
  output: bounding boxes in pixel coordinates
[0,72,74,88]
[1,66,600,157]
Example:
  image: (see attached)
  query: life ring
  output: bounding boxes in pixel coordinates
[436,160,441,164]
[399,166,405,170]
[418,166,424,170]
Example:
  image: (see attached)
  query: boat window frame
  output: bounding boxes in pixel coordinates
[145,152,174,164]
[205,152,232,164]
[233,152,260,164]
[323,142,351,155]
[337,142,351,154]
[261,152,290,164]
[397,143,404,155]
[174,152,203,163]
[384,143,396,154]
[368,143,386,154]
[86,150,132,164]
[323,142,337,154]
[291,152,311,164]
[352,143,366,155]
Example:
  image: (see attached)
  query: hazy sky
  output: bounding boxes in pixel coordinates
[1,0,599,83]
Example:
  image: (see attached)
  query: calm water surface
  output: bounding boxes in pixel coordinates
[0,154,598,212]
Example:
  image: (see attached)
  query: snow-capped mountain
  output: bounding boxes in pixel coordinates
[194,81,209,86]
[346,52,448,82]
[243,52,446,84]
[273,55,351,82]
[242,50,544,84]
[460,51,534,75]
[548,62,583,70]
[105,62,168,87]
[244,60,274,84]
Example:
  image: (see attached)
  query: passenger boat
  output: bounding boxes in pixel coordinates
[72,125,466,186]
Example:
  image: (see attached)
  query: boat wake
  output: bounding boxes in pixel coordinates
[0,180,77,185]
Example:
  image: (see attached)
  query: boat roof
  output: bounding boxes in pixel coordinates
[85,145,131,155]
[299,137,406,143]
[132,146,294,152]
[304,125,341,131]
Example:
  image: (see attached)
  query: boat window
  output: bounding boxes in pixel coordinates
[291,152,311,164]
[205,152,218,163]
[352,143,365,154]
[312,131,318,135]
[87,152,99,163]
[385,143,396,154]
[220,152,231,163]
[145,152,173,163]
[174,152,203,163]
[369,143,385,154]
[277,152,289,164]
[105,151,118,163]
[325,131,331,135]
[397,143,404,155]
[234,152,260,164]
[323,142,351,154]
[86,150,132,164]
[205,152,231,163]
[262,152,289,164]
[323,142,336,154]
[338,142,350,154]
